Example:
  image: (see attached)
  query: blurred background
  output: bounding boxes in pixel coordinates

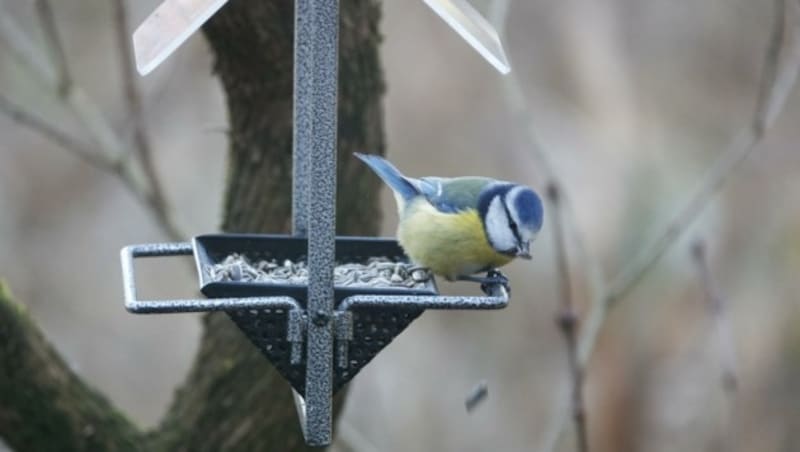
[1,0,799,451]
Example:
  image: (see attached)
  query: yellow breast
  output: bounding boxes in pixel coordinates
[397,198,513,280]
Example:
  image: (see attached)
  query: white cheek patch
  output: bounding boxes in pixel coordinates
[485,196,516,252]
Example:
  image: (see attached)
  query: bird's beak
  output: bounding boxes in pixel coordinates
[516,242,532,259]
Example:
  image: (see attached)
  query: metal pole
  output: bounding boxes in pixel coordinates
[298,0,339,446]
[292,0,312,236]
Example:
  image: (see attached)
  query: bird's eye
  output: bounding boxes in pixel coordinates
[509,221,519,235]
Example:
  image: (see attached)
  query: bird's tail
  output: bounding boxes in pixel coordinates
[354,153,419,202]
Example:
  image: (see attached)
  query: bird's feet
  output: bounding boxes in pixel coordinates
[457,270,511,296]
[482,270,511,296]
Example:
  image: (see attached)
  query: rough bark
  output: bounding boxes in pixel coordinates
[0,0,385,451]
[0,282,143,452]
[206,0,385,236]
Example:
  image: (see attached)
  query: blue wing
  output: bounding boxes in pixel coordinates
[355,153,420,202]
[413,177,496,214]
[355,153,499,214]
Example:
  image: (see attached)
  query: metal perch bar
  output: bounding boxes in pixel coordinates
[120,243,301,313]
[333,287,508,369]
[337,287,509,312]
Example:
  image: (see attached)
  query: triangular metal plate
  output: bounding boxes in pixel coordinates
[195,235,437,395]
[227,306,424,396]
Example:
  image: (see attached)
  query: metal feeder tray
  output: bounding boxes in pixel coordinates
[121,234,508,426]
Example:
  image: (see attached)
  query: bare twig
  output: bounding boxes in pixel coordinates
[563,0,798,449]
[112,0,163,199]
[548,183,589,452]
[0,94,111,171]
[34,0,72,96]
[489,0,607,310]
[490,3,605,450]
[111,0,181,241]
[0,0,185,242]
[0,0,125,159]
[491,0,798,450]
[691,241,739,394]
[691,240,738,452]
[577,0,800,364]
[0,93,180,240]
[603,0,800,308]
[490,2,605,450]
[0,0,53,79]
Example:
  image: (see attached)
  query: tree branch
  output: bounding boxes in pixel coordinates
[577,0,800,364]
[0,281,145,452]
[562,0,799,449]
[1,0,386,450]
[548,183,589,452]
[547,184,590,451]
[490,0,607,304]
[111,0,181,242]
[490,0,799,450]
[35,0,72,96]
[0,93,113,172]
[490,2,604,450]
[603,0,800,308]
[691,241,739,394]
[691,240,739,452]
[0,0,184,242]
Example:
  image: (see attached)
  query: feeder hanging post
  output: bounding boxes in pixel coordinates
[292,0,312,236]
[295,0,340,446]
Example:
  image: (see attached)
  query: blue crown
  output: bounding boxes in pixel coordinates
[513,188,544,231]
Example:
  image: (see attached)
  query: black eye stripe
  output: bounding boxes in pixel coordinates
[501,199,521,243]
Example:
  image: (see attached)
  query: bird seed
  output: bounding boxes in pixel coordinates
[206,254,430,289]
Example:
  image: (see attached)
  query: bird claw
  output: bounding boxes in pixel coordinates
[480,270,510,296]
[457,270,510,295]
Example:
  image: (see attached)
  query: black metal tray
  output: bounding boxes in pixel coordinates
[192,233,439,304]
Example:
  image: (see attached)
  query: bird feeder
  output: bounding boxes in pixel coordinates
[120,0,512,446]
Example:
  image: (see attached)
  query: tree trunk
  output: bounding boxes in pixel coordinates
[0,0,385,450]
[0,283,141,452]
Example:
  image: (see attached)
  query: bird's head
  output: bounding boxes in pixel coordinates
[480,184,543,259]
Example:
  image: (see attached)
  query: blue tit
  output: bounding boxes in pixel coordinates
[355,153,543,285]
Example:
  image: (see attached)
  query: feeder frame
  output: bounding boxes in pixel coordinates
[123,0,514,446]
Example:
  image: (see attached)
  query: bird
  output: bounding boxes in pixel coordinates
[354,152,543,288]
